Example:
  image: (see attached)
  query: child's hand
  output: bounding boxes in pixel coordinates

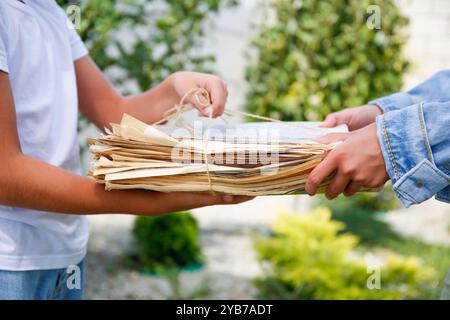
[320,104,383,131]
[169,71,228,118]
[158,192,254,214]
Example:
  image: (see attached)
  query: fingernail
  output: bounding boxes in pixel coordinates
[203,106,213,117]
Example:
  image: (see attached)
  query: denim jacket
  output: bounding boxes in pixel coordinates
[369,70,450,207]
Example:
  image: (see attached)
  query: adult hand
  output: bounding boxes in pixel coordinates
[169,71,229,118]
[305,123,389,199]
[320,104,383,131]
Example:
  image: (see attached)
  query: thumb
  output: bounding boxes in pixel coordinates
[187,90,212,117]
[314,132,351,144]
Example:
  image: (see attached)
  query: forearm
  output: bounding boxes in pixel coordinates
[118,75,179,125]
[76,57,180,130]
[0,153,211,215]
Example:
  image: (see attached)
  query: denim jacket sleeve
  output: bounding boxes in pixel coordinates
[375,102,450,207]
[369,70,450,113]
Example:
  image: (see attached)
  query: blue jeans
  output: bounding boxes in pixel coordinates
[0,259,84,300]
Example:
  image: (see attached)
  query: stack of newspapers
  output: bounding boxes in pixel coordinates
[88,114,347,196]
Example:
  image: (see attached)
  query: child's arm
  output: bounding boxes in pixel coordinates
[75,56,228,130]
[0,72,249,215]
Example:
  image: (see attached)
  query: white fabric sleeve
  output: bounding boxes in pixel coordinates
[0,29,8,72]
[53,2,88,61]
[67,21,88,61]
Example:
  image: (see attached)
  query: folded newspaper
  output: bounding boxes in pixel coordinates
[88,114,347,196]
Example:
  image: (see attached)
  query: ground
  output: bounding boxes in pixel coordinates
[84,196,449,300]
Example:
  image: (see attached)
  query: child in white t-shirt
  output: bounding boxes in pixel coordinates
[0,0,250,299]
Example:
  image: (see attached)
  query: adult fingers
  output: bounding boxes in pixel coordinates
[305,153,338,196]
[325,171,351,200]
[343,181,364,197]
[319,111,350,128]
[320,113,338,128]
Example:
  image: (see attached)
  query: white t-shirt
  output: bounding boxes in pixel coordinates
[0,0,89,271]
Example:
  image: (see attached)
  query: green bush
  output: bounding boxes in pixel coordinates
[133,212,203,269]
[245,0,409,121]
[255,208,435,299]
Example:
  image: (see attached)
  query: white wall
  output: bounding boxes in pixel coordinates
[397,0,450,88]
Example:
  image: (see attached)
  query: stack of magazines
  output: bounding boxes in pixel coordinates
[88,114,347,196]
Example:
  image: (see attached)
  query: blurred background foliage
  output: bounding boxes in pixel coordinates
[245,0,409,121]
[57,0,237,129]
[255,209,436,299]
[133,212,203,269]
[317,188,400,247]
[58,0,237,91]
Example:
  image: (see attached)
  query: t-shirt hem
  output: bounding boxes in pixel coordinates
[0,56,8,72]
[72,42,88,61]
[0,248,87,271]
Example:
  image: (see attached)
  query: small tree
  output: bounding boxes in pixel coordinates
[245,0,409,121]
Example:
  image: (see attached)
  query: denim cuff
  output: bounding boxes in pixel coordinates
[375,104,449,207]
[369,92,415,114]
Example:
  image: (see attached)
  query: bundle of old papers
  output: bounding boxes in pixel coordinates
[88,114,347,196]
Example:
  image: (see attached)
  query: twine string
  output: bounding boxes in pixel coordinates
[154,88,328,194]
[203,109,215,195]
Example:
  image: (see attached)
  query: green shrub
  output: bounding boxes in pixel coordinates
[133,212,203,269]
[386,238,450,299]
[255,208,435,299]
[245,0,409,121]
